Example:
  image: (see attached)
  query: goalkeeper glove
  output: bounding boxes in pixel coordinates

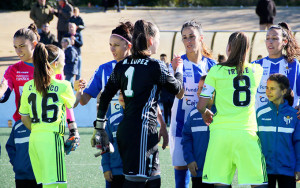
[65,122,80,155]
[92,119,114,155]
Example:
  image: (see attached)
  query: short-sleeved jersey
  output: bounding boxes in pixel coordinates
[19,78,75,135]
[200,62,263,131]
[84,60,120,118]
[3,61,34,121]
[170,55,216,137]
[253,57,300,109]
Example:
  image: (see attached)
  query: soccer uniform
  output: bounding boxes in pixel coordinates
[169,55,216,166]
[200,63,268,185]
[102,108,124,188]
[1,61,34,121]
[257,100,300,187]
[84,60,120,118]
[19,78,75,185]
[253,56,300,109]
[97,56,183,179]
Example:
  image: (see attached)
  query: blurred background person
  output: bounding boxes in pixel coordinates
[54,0,73,43]
[256,0,276,30]
[39,23,59,46]
[69,7,85,33]
[30,0,54,33]
[217,54,227,63]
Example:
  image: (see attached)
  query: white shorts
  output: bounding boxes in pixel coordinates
[169,135,187,166]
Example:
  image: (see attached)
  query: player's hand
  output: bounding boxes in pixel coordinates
[91,128,97,147]
[0,78,8,96]
[104,171,113,182]
[187,161,198,177]
[158,125,168,150]
[202,108,214,126]
[74,79,87,93]
[93,120,114,155]
[65,124,80,155]
[171,54,183,72]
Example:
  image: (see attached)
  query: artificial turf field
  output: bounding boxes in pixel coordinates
[0,127,298,188]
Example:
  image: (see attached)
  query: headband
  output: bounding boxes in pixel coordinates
[49,51,60,64]
[111,34,132,45]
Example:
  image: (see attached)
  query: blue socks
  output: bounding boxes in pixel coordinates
[174,169,190,188]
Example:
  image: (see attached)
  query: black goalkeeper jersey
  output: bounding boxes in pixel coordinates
[97,56,183,178]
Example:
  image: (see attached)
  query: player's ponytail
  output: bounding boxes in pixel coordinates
[222,32,249,79]
[277,22,300,63]
[131,20,158,59]
[33,43,61,97]
[14,23,40,42]
[268,73,294,106]
[181,20,213,59]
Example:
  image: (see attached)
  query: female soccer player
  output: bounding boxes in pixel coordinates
[74,22,169,151]
[257,73,300,188]
[19,43,76,188]
[254,22,300,109]
[94,19,183,188]
[169,20,216,188]
[198,32,267,187]
[1,23,41,188]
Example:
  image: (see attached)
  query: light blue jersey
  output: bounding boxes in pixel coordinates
[170,55,216,137]
[253,56,300,109]
[84,60,121,118]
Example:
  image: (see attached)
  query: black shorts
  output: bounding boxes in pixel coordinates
[117,119,160,177]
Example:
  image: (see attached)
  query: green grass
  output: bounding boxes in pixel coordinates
[1,127,299,188]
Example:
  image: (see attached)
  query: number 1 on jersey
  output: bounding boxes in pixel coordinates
[124,66,135,97]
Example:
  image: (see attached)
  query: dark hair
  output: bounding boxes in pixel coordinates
[181,20,213,59]
[218,54,226,63]
[222,32,249,79]
[200,75,207,81]
[112,21,134,43]
[268,73,294,106]
[160,53,167,57]
[14,23,40,42]
[33,43,61,97]
[268,22,300,63]
[131,20,158,59]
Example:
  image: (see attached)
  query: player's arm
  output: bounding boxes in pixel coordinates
[157,106,168,150]
[5,127,16,165]
[21,116,32,130]
[181,114,198,176]
[94,69,119,154]
[293,118,300,180]
[159,59,183,97]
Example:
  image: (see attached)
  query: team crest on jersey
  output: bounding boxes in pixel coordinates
[284,116,293,125]
[284,66,292,75]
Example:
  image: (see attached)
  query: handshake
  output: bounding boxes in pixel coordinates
[91,119,114,157]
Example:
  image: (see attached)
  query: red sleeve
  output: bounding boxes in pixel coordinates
[3,66,14,91]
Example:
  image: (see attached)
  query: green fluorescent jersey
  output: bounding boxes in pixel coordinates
[200,62,263,131]
[19,78,75,134]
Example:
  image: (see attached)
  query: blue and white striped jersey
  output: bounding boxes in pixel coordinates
[84,60,121,118]
[170,55,216,137]
[253,56,300,109]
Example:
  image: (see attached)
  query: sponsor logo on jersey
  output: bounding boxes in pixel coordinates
[16,74,30,81]
[185,98,197,107]
[284,116,293,125]
[185,87,197,93]
[193,117,203,120]
[17,130,27,133]
[262,118,271,121]
[259,96,268,103]
[263,67,269,75]
[183,71,193,78]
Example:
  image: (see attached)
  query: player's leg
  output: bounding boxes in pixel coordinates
[15,179,42,188]
[191,177,214,188]
[235,131,268,186]
[169,135,190,188]
[267,174,277,188]
[277,175,296,188]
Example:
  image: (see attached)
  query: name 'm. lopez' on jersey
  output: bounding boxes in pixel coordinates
[19,78,75,135]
